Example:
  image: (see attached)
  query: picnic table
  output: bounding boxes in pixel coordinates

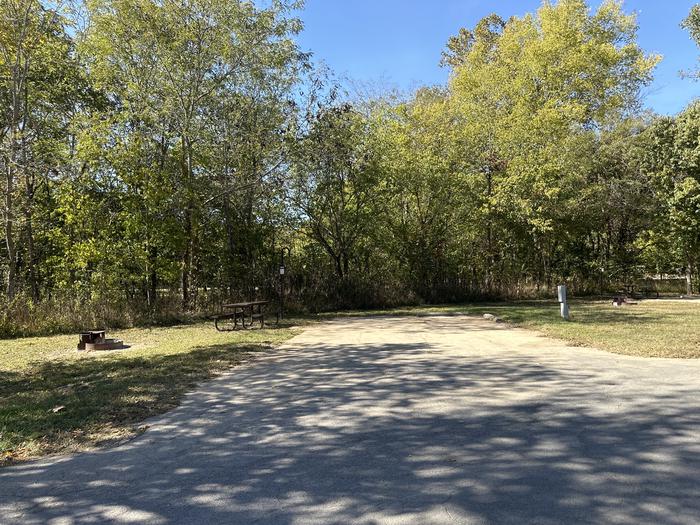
[214,300,268,331]
[617,285,660,302]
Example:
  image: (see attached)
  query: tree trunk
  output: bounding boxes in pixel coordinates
[342,252,349,277]
[146,270,157,308]
[24,176,38,300]
[334,254,344,280]
[181,211,192,308]
[146,244,157,309]
[25,206,38,300]
[222,197,237,290]
[686,263,693,296]
[180,133,195,308]
[485,170,493,294]
[4,26,26,301]
[4,162,17,299]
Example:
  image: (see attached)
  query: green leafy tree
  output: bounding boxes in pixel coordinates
[643,104,700,294]
[446,0,659,292]
[290,103,380,295]
[0,0,86,299]
[682,3,700,78]
[372,88,470,301]
[81,0,304,307]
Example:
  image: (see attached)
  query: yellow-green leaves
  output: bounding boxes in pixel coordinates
[446,0,658,234]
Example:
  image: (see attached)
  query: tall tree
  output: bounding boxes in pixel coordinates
[373,87,469,301]
[446,0,658,292]
[82,0,304,307]
[0,0,84,299]
[682,3,700,79]
[290,103,380,287]
[643,104,700,295]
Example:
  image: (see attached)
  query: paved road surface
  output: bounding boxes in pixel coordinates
[2,315,700,524]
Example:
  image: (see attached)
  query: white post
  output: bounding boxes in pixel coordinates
[558,285,569,320]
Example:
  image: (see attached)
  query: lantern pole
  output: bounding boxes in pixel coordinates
[279,247,290,320]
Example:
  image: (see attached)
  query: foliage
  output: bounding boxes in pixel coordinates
[366,0,659,299]
[0,321,299,463]
[641,102,700,292]
[682,3,700,78]
[3,0,700,336]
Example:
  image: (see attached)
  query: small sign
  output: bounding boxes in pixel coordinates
[279,266,285,275]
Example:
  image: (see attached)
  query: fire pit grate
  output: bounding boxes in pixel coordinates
[78,330,125,351]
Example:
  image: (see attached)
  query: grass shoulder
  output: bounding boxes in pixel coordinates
[3,299,698,465]
[0,321,302,465]
[321,299,700,359]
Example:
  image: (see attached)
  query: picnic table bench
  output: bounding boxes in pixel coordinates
[612,284,660,306]
[214,300,268,331]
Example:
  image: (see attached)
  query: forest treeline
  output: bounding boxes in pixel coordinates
[2,0,700,336]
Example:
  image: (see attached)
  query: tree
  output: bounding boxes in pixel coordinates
[682,3,700,78]
[571,116,655,291]
[643,104,700,295]
[81,0,304,307]
[372,87,470,301]
[0,0,688,335]
[446,0,659,293]
[290,103,380,289]
[0,0,85,299]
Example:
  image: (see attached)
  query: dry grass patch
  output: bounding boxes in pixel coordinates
[0,322,300,465]
[486,299,700,359]
[324,299,700,358]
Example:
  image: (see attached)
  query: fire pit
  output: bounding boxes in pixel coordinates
[77,330,124,351]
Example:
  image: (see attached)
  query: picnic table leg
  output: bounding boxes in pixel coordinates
[246,304,264,329]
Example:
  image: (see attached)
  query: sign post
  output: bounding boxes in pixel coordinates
[558,284,569,320]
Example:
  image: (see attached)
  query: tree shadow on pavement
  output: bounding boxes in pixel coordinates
[1,319,699,524]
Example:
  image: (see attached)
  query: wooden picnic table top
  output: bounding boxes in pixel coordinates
[222,300,269,309]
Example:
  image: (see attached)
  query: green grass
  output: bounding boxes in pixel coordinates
[0,322,300,465]
[476,299,700,358]
[3,298,699,465]
[321,299,700,359]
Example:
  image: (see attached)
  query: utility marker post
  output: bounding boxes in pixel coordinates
[558,285,570,320]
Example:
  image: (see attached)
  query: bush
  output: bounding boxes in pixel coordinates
[0,293,203,339]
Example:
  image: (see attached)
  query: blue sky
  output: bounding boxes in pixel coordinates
[297,0,700,115]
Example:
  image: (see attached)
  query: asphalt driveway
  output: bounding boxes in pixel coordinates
[2,315,700,524]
